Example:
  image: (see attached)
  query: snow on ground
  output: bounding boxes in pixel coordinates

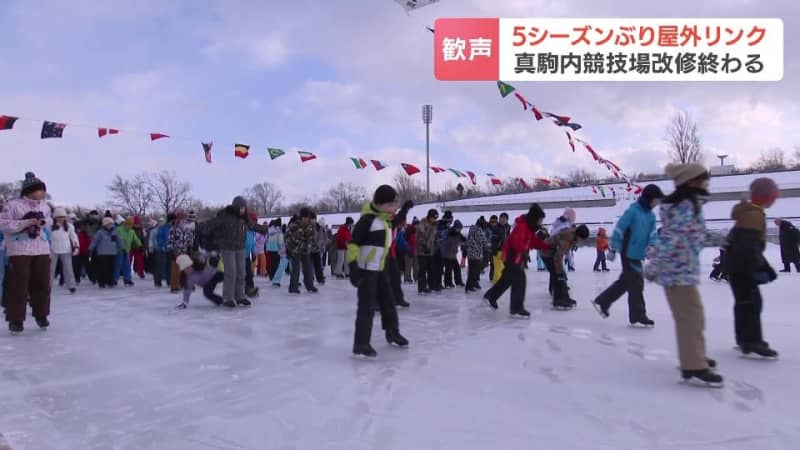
[1,246,799,450]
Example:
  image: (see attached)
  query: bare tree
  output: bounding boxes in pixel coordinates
[792,145,800,168]
[147,170,192,215]
[0,182,19,208]
[107,174,154,216]
[753,148,787,171]
[565,169,597,186]
[666,110,703,164]
[243,182,283,216]
[393,173,426,203]
[324,182,367,212]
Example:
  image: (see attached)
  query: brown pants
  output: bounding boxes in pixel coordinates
[256,253,267,276]
[169,256,181,291]
[404,254,416,282]
[4,255,51,323]
[664,286,709,371]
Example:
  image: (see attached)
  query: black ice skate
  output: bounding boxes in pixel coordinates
[35,317,49,329]
[245,287,259,298]
[740,342,779,360]
[353,344,378,358]
[552,299,574,311]
[510,309,531,319]
[484,294,498,310]
[385,330,409,347]
[592,300,610,318]
[630,317,655,327]
[681,369,723,388]
[222,301,237,308]
[176,303,188,310]
[236,298,252,307]
[395,299,410,308]
[9,321,23,334]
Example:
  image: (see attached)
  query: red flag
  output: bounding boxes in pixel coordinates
[487,173,502,185]
[371,160,388,171]
[401,163,421,175]
[592,185,598,194]
[532,106,543,121]
[519,178,530,190]
[535,178,551,186]
[98,128,119,138]
[298,151,316,162]
[634,185,643,195]
[202,142,213,163]
[466,171,477,185]
[583,143,600,161]
[513,93,528,111]
[430,166,446,173]
[566,132,575,152]
[0,115,19,131]
[150,133,169,141]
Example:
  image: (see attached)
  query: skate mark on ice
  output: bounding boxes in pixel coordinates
[517,332,526,342]
[594,333,618,348]
[734,401,753,412]
[731,381,764,403]
[545,339,561,353]
[539,367,562,384]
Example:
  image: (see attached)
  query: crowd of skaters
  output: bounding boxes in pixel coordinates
[0,163,794,387]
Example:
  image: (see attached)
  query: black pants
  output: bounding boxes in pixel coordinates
[466,259,482,290]
[202,271,225,305]
[782,262,800,272]
[245,258,255,290]
[94,255,116,288]
[417,255,434,293]
[443,259,463,287]
[483,262,526,312]
[542,256,571,304]
[489,252,497,281]
[431,253,444,290]
[311,252,325,284]
[152,251,166,286]
[354,270,399,346]
[593,249,608,271]
[594,258,646,322]
[729,276,764,347]
[73,254,93,283]
[267,251,280,279]
[289,253,314,291]
[386,255,405,305]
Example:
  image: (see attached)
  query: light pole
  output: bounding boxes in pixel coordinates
[422,105,433,196]
[717,154,728,166]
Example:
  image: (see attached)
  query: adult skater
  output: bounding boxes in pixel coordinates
[775,218,800,272]
[726,178,780,358]
[175,253,224,309]
[348,185,412,358]
[483,204,548,318]
[646,163,725,387]
[592,184,664,326]
[0,172,53,333]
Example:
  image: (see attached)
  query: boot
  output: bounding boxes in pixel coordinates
[353,343,378,357]
[681,369,723,387]
[222,300,237,308]
[510,308,531,319]
[592,300,610,318]
[35,317,50,329]
[631,317,655,327]
[741,342,779,359]
[9,321,23,333]
[395,299,410,308]
[483,293,498,310]
[245,286,259,298]
[236,298,252,307]
[385,330,409,347]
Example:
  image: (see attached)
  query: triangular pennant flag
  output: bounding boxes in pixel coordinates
[0,115,18,131]
[401,163,421,176]
[98,128,119,138]
[202,142,213,163]
[513,93,528,110]
[298,151,316,162]
[566,132,575,152]
[466,171,477,185]
[605,159,621,171]
[599,186,606,198]
[350,157,367,169]
[487,173,502,186]
[41,121,65,139]
[535,178,551,186]
[430,166,446,173]
[545,112,583,131]
[583,143,600,161]
[371,160,388,171]
[234,144,250,159]
[634,185,643,195]
[518,178,530,190]
[497,81,516,98]
[150,133,169,141]
[267,148,285,160]
[592,185,598,194]
[448,168,465,177]
[532,106,544,121]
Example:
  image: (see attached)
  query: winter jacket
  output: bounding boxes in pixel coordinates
[0,197,53,256]
[466,226,489,260]
[285,221,315,255]
[89,227,123,256]
[347,203,392,272]
[443,228,464,260]
[78,230,92,256]
[778,220,800,264]
[596,235,609,252]
[182,266,219,305]
[117,225,143,253]
[156,224,170,252]
[489,223,511,254]
[50,221,79,254]
[335,226,352,250]
[407,230,417,257]
[266,226,287,257]
[254,232,267,255]
[396,230,410,254]
[647,199,725,287]
[146,226,159,252]
[503,215,549,265]
[84,219,100,239]
[167,223,194,254]
[726,201,771,277]
[133,227,146,251]
[415,220,437,256]
[542,228,578,275]
[245,230,257,259]
[202,206,267,252]
[611,202,657,261]
[550,217,573,236]
[436,220,451,255]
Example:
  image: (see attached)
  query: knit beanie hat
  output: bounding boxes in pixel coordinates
[373,185,398,205]
[665,163,709,187]
[442,210,454,221]
[176,254,193,272]
[562,207,576,223]
[575,224,590,240]
[102,217,114,227]
[452,220,463,230]
[21,172,46,197]
[232,196,248,209]
[345,217,354,225]
[53,207,67,218]
[750,177,780,206]
[426,209,439,219]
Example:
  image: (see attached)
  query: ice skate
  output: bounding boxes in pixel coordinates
[510,309,531,319]
[35,317,49,329]
[9,321,23,334]
[630,317,655,327]
[236,298,252,307]
[592,300,609,318]
[739,342,779,360]
[681,369,723,388]
[483,294,498,310]
[385,330,409,347]
[352,344,378,358]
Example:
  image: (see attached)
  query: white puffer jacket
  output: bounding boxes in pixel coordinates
[50,222,79,255]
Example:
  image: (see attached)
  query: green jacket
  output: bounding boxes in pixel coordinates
[117,225,142,253]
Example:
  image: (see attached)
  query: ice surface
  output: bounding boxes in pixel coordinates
[1,246,799,450]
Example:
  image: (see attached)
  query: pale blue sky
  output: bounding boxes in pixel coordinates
[0,0,797,207]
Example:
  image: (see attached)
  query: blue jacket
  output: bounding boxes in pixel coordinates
[396,230,410,254]
[89,227,123,256]
[245,230,256,258]
[156,224,171,252]
[611,202,657,261]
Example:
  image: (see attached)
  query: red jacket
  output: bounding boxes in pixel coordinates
[502,215,548,265]
[335,226,351,250]
[78,230,92,256]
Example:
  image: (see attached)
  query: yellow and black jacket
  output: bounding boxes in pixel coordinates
[347,203,392,272]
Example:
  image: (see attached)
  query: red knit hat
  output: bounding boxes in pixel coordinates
[750,177,780,206]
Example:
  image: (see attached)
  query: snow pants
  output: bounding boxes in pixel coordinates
[594,258,646,322]
[386,255,405,306]
[664,285,709,371]
[354,270,399,346]
[466,258,482,290]
[416,255,434,293]
[729,276,765,348]
[443,258,463,287]
[403,253,416,283]
[483,262,526,313]
[4,255,51,323]
[593,249,608,271]
[289,253,315,292]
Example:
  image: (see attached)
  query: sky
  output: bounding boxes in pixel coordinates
[0,0,798,208]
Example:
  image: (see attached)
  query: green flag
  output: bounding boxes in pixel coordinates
[267,148,285,160]
[599,186,606,198]
[497,81,516,98]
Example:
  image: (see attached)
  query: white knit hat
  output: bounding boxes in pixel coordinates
[665,163,708,187]
[176,254,193,272]
[53,207,67,218]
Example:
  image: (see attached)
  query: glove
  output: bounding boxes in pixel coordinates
[348,262,361,287]
[607,249,617,262]
[110,235,118,243]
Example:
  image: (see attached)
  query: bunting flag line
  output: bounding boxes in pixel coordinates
[535,178,551,186]
[234,144,250,159]
[430,166,446,173]
[497,81,515,98]
[513,93,528,110]
[298,151,317,163]
[0,115,18,131]
[466,171,477,185]
[350,157,368,169]
[487,173,502,185]
[566,132,575,152]
[41,121,65,139]
[401,163,421,176]
[518,178,530,190]
[599,186,606,198]
[267,147,285,160]
[591,185,598,194]
[202,142,213,163]
[448,168,465,177]
[371,160,388,171]
[546,113,583,131]
[531,105,543,121]
[150,133,170,141]
[98,128,119,138]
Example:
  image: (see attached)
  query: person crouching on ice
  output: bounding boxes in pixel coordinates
[482,204,548,319]
[347,185,413,358]
[175,253,224,309]
[542,224,590,310]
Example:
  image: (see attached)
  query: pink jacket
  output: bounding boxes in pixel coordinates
[0,197,53,256]
[254,232,267,255]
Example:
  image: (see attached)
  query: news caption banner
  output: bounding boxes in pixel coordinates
[434,18,783,81]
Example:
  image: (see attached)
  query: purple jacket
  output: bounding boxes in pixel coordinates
[0,197,53,256]
[183,266,218,304]
[254,232,267,255]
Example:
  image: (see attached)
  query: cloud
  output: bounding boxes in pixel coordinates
[204,34,289,68]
